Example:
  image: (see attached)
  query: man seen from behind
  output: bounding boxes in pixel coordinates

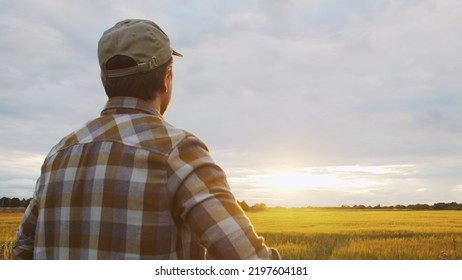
[13,19,280,260]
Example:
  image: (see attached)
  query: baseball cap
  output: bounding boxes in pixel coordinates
[98,19,182,78]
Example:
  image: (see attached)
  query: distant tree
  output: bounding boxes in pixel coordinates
[249,203,267,212]
[9,197,21,208]
[448,202,462,210]
[433,202,462,210]
[238,200,250,211]
[0,197,33,208]
[0,197,11,207]
[408,204,431,210]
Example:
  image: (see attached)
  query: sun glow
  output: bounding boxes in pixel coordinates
[252,169,371,191]
[225,164,418,207]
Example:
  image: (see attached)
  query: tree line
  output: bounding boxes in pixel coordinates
[238,201,462,211]
[0,197,31,208]
[340,202,462,210]
[237,201,268,212]
[2,197,461,211]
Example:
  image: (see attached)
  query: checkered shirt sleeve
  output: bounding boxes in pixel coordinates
[13,96,279,260]
[168,136,277,259]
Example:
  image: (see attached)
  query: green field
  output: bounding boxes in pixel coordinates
[2,209,462,260]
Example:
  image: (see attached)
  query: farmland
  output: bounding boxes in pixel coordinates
[1,208,462,260]
[0,212,22,260]
[246,208,462,259]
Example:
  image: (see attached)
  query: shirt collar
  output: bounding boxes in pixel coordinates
[101,96,162,118]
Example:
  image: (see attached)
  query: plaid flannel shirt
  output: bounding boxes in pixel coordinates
[14,96,279,260]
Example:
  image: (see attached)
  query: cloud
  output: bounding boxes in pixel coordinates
[0,149,43,198]
[169,0,462,161]
[1,0,461,206]
[226,162,462,207]
[0,149,44,178]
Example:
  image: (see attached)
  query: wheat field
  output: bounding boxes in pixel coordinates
[0,212,22,260]
[246,208,462,260]
[1,209,462,260]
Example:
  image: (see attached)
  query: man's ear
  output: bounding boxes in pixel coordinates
[161,68,172,93]
[100,71,107,86]
[161,75,168,93]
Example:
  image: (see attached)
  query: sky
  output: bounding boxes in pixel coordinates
[1,0,461,207]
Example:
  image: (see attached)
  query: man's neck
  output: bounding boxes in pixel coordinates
[148,98,162,115]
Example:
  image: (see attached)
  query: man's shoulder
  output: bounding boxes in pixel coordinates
[45,113,200,159]
[155,118,199,149]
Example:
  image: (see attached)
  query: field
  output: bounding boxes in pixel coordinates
[0,212,22,260]
[1,208,462,260]
[246,208,462,259]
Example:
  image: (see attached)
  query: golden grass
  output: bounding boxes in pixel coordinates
[246,208,462,259]
[246,208,462,234]
[0,213,22,260]
[330,236,460,260]
[2,209,462,260]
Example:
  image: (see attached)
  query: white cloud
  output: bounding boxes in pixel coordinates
[169,0,462,168]
[1,0,461,206]
[0,179,36,187]
[0,149,44,178]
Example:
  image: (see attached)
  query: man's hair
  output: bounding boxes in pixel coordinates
[102,55,172,100]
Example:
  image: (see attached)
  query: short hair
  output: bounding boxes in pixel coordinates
[102,55,172,100]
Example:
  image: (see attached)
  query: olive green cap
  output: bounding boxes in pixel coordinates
[98,19,182,78]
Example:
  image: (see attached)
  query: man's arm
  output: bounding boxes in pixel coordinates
[13,184,40,260]
[167,136,280,260]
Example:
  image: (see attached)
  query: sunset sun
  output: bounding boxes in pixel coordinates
[253,169,370,191]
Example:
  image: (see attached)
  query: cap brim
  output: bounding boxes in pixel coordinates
[172,49,183,57]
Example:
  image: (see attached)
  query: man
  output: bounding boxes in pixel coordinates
[13,19,279,260]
